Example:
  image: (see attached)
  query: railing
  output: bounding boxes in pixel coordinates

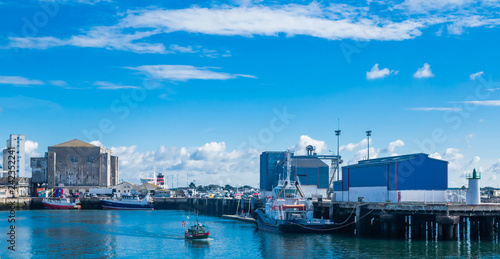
[397,190,466,204]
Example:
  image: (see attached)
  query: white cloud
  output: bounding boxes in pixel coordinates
[0,76,44,86]
[429,152,442,159]
[410,107,462,111]
[340,139,368,152]
[89,140,105,148]
[8,28,168,54]
[128,65,255,81]
[470,71,484,80]
[25,140,40,158]
[7,2,500,54]
[366,64,398,80]
[121,4,425,41]
[382,140,405,153]
[110,142,260,187]
[291,135,327,155]
[453,100,500,106]
[413,63,434,78]
[94,81,139,90]
[447,23,464,35]
[49,80,68,87]
[24,140,40,177]
[348,147,378,164]
[431,148,483,187]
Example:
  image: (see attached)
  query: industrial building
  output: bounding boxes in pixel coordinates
[260,147,331,198]
[2,134,25,178]
[30,139,119,193]
[333,153,448,203]
[260,151,286,191]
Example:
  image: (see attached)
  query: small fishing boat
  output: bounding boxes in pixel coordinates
[42,188,81,209]
[184,219,210,240]
[100,193,154,210]
[42,197,81,210]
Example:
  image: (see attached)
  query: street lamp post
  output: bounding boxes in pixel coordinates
[366,130,372,159]
[335,129,341,181]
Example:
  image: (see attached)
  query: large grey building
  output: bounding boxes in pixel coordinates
[2,134,25,178]
[31,139,119,192]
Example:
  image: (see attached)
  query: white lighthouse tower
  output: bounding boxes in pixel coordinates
[466,168,481,205]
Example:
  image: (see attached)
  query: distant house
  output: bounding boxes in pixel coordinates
[0,177,30,197]
[112,181,138,195]
[138,183,159,196]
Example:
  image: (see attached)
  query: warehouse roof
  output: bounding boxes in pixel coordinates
[51,139,97,148]
[277,156,328,168]
[345,153,448,168]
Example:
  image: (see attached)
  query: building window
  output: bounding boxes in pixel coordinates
[70,156,78,163]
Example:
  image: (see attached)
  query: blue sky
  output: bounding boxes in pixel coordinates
[1,0,500,187]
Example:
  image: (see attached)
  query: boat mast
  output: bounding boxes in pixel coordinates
[286,149,291,183]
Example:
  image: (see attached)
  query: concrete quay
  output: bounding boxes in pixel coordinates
[328,202,500,241]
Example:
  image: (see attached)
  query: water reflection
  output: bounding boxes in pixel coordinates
[3,210,500,258]
[184,239,211,258]
[25,210,118,257]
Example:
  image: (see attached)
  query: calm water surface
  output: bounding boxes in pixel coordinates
[1,210,499,258]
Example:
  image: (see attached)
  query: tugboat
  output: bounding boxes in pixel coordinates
[184,219,210,240]
[254,151,337,233]
[100,193,154,210]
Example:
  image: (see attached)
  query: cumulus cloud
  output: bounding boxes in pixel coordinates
[366,64,398,80]
[413,63,434,78]
[340,139,368,152]
[89,140,105,148]
[291,135,327,155]
[431,148,482,187]
[109,142,260,187]
[470,71,484,80]
[23,140,40,177]
[25,140,40,158]
[382,140,405,153]
[128,65,256,81]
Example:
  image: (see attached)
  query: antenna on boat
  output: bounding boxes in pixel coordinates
[286,149,291,183]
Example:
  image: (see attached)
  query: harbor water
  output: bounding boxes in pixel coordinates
[1,210,500,258]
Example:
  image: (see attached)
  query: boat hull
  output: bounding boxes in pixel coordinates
[100,200,154,210]
[185,233,210,240]
[254,209,337,233]
[42,201,80,210]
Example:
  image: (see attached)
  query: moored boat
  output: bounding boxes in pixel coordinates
[253,151,337,233]
[42,197,81,210]
[100,193,154,210]
[184,219,210,240]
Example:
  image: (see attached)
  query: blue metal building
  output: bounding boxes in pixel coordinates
[333,153,448,203]
[276,157,329,189]
[260,151,286,191]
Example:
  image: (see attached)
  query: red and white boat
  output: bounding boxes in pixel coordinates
[42,197,81,210]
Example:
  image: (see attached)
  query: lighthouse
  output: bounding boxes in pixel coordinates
[466,168,481,205]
